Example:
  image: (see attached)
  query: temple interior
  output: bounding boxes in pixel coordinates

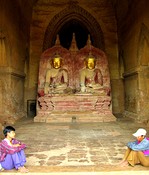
[1,0,149,174]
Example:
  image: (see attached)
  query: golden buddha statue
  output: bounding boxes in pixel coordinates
[44,54,68,94]
[80,54,103,93]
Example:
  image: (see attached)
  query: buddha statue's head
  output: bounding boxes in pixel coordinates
[52,54,62,69]
[85,54,96,70]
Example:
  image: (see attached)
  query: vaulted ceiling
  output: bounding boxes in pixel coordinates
[14,0,135,32]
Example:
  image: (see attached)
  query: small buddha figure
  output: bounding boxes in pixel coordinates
[44,54,68,94]
[80,54,103,93]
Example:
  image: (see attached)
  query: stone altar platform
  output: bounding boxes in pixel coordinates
[35,35,116,123]
[34,94,116,123]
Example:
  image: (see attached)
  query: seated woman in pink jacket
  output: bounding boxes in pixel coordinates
[0,126,28,173]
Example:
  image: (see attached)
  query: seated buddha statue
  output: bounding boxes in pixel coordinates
[80,54,103,94]
[44,54,68,94]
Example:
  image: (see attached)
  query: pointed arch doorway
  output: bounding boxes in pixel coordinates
[35,3,116,123]
[43,3,105,51]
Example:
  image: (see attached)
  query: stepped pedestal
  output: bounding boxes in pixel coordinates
[34,94,116,123]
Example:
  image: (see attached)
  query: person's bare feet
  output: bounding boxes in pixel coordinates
[18,166,29,173]
[0,167,4,171]
[119,160,129,167]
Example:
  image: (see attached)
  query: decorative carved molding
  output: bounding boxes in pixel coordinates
[43,3,105,51]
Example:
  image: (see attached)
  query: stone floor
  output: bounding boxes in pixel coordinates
[2,117,149,174]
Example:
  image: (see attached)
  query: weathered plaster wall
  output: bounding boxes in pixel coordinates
[0,0,32,124]
[115,0,149,121]
[30,0,123,116]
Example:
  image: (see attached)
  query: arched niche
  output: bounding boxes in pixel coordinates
[58,20,90,50]
[138,23,149,66]
[35,34,116,123]
[43,3,105,51]
[0,30,9,67]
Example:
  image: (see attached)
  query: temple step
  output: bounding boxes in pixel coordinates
[2,166,149,175]
[34,111,116,123]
